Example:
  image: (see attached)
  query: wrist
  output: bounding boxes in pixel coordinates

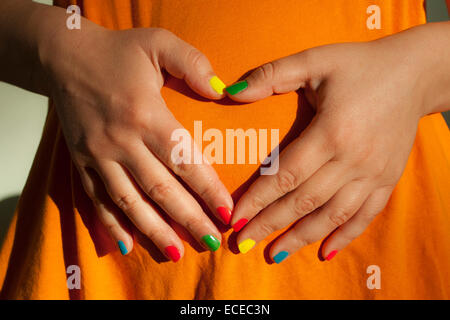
[34,5,108,98]
[406,22,450,117]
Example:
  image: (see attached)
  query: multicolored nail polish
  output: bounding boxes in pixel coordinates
[202,235,221,252]
[225,80,248,95]
[232,218,248,232]
[165,246,181,262]
[238,238,256,254]
[209,76,226,95]
[217,206,232,225]
[118,240,128,255]
[273,251,289,264]
[326,250,338,261]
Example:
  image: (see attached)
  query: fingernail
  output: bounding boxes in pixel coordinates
[238,238,256,254]
[273,251,289,264]
[225,80,248,95]
[165,246,181,262]
[209,75,226,95]
[201,234,221,252]
[118,240,128,255]
[217,206,232,225]
[326,250,338,261]
[232,218,248,232]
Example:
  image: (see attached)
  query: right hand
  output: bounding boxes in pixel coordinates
[41,23,233,261]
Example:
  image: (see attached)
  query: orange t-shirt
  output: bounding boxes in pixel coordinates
[1,0,449,299]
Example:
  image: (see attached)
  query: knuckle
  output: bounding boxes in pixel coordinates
[250,193,267,212]
[186,48,206,70]
[184,216,203,234]
[328,209,352,228]
[292,232,311,248]
[257,61,276,82]
[293,196,317,217]
[341,230,358,243]
[172,161,195,178]
[125,103,152,129]
[198,179,219,201]
[274,168,298,194]
[114,194,139,213]
[149,27,172,42]
[143,226,160,241]
[79,137,101,158]
[147,182,173,203]
[257,221,275,236]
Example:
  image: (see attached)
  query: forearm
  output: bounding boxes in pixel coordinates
[0,0,53,95]
[414,21,450,115]
[0,0,99,97]
[375,21,450,116]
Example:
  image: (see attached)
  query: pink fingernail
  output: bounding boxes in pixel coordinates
[326,250,338,261]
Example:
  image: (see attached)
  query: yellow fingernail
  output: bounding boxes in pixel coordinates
[209,75,226,95]
[238,238,256,254]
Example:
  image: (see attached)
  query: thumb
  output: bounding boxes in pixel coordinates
[225,48,326,103]
[152,29,226,99]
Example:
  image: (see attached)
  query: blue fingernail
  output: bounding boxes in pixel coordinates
[273,251,289,264]
[118,240,128,255]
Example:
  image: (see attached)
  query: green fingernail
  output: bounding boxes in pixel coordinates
[201,235,221,252]
[225,80,248,95]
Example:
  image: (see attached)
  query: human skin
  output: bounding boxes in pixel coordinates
[227,20,450,262]
[1,1,449,265]
[0,0,234,260]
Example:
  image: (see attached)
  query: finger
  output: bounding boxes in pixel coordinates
[96,160,186,261]
[153,28,226,98]
[230,117,333,232]
[236,160,348,254]
[79,166,134,255]
[144,100,234,226]
[225,47,327,102]
[321,186,393,261]
[119,142,223,251]
[268,181,370,264]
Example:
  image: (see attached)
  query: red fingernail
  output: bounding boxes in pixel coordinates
[165,246,180,262]
[232,218,248,232]
[326,250,338,261]
[217,206,232,225]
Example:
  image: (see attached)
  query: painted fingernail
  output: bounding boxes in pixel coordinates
[202,235,221,252]
[326,250,338,261]
[273,251,289,264]
[209,75,226,95]
[217,206,232,225]
[225,80,248,95]
[165,246,181,262]
[238,238,256,254]
[118,240,128,255]
[232,218,248,232]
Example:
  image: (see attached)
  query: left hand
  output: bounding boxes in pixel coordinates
[225,28,437,263]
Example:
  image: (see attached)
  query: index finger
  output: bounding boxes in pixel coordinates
[144,99,234,225]
[230,119,334,232]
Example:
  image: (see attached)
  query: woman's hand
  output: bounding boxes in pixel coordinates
[41,21,233,260]
[225,23,450,263]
